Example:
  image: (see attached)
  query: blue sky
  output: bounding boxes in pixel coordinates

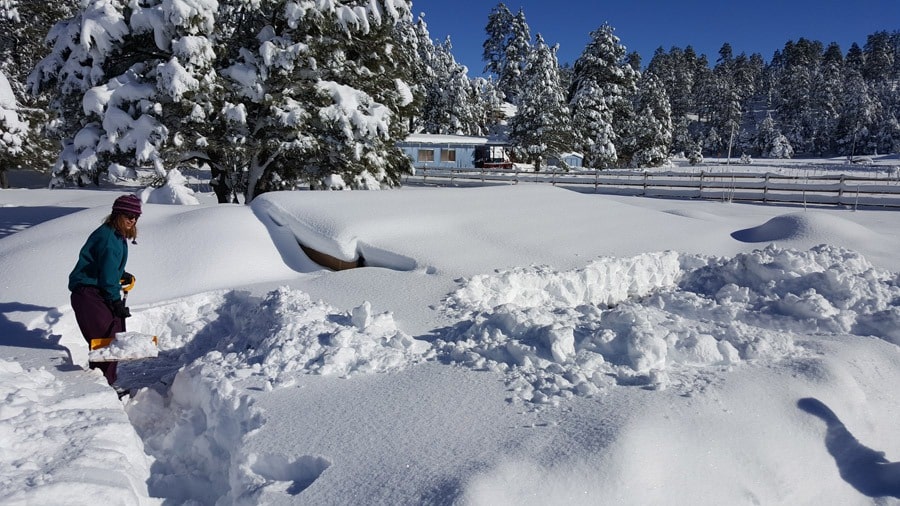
[412,0,899,75]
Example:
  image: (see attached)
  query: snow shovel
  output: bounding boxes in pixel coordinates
[88,274,159,362]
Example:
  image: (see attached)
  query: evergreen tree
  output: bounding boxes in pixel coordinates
[482,3,513,78]
[0,70,26,187]
[568,23,638,168]
[482,4,531,104]
[863,31,897,153]
[0,0,76,185]
[30,0,424,201]
[809,43,844,154]
[710,43,743,155]
[835,70,877,157]
[845,43,865,75]
[421,37,480,135]
[508,34,571,170]
[410,13,438,133]
[469,76,505,136]
[773,38,824,153]
[417,19,500,137]
[755,112,794,157]
[768,133,794,158]
[622,73,672,167]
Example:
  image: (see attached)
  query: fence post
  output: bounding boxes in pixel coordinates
[595,170,599,193]
[698,171,704,198]
[763,173,769,203]
[838,174,845,204]
[642,171,648,196]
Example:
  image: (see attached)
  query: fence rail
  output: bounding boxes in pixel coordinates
[403,167,900,208]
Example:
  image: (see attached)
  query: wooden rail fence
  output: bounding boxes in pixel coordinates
[403,167,900,208]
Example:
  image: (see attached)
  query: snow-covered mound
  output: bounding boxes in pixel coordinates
[732,211,877,243]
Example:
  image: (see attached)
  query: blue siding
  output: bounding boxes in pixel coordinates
[399,143,480,169]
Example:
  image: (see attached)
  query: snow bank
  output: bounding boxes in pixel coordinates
[121,288,431,503]
[0,359,155,505]
[437,245,900,404]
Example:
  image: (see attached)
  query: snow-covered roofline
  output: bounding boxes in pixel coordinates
[402,133,509,146]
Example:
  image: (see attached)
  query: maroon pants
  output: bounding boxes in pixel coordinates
[71,286,123,385]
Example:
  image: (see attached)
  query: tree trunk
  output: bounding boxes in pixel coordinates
[0,167,8,189]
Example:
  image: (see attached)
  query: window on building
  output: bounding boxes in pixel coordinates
[440,149,457,162]
[417,149,435,162]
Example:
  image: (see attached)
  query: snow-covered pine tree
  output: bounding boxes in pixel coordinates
[835,69,877,158]
[29,0,221,187]
[704,126,721,157]
[507,34,571,170]
[482,3,530,105]
[0,70,26,187]
[30,0,423,201]
[706,43,744,156]
[0,0,76,185]
[410,13,437,134]
[568,23,638,169]
[755,112,793,157]
[469,77,505,136]
[862,31,897,154]
[774,39,825,153]
[482,3,512,78]
[420,37,479,135]
[768,133,794,158]
[646,45,704,154]
[804,43,844,154]
[755,112,777,156]
[621,73,672,167]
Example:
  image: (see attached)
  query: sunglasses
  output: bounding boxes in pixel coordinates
[121,213,139,221]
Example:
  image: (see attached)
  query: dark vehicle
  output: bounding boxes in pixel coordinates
[474,145,513,169]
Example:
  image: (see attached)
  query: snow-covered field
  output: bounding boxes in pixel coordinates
[2,179,900,505]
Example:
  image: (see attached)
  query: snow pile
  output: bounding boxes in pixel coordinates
[128,287,432,388]
[437,245,899,404]
[0,359,154,504]
[121,287,431,502]
[445,251,683,312]
[683,243,900,343]
[231,288,433,382]
[126,360,264,505]
[88,331,158,362]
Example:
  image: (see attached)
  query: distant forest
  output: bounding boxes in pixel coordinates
[419,3,900,168]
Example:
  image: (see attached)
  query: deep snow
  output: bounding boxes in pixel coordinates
[2,182,900,505]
